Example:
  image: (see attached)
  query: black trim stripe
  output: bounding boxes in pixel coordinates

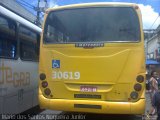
[74,94,101,99]
[74,104,101,109]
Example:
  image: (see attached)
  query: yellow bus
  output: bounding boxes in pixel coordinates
[39,2,146,114]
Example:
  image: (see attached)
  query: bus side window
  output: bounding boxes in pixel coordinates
[0,15,17,59]
[19,25,38,61]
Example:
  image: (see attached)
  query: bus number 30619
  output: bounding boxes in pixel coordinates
[52,71,80,80]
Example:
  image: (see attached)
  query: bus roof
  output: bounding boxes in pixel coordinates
[46,2,138,12]
[0,5,42,33]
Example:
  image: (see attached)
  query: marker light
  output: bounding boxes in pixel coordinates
[40,73,46,80]
[136,75,144,83]
[130,91,138,99]
[45,10,49,14]
[42,81,48,88]
[134,5,139,10]
[44,88,51,96]
[134,83,142,91]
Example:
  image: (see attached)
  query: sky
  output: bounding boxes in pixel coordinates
[18,0,160,29]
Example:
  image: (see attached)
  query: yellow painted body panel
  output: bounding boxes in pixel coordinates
[39,3,146,114]
[39,88,145,114]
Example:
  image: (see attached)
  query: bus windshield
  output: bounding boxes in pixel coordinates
[44,7,140,43]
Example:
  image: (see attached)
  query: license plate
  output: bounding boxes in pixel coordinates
[80,86,97,92]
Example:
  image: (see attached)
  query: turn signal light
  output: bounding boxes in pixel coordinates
[136,75,144,83]
[134,83,142,91]
[130,91,138,99]
[40,73,46,80]
[44,88,51,96]
[42,81,48,88]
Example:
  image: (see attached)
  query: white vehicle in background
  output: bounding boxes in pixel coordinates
[0,5,41,114]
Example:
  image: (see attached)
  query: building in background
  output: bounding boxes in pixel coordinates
[0,0,36,23]
[145,24,160,75]
[145,24,160,61]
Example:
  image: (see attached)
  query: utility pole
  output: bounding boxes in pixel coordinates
[35,0,48,26]
[36,0,40,26]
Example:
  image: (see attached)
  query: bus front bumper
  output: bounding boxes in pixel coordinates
[39,95,145,114]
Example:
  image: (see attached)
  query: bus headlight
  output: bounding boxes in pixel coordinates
[42,81,48,88]
[130,91,138,99]
[134,83,142,91]
[40,73,46,80]
[136,75,144,83]
[44,88,51,96]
